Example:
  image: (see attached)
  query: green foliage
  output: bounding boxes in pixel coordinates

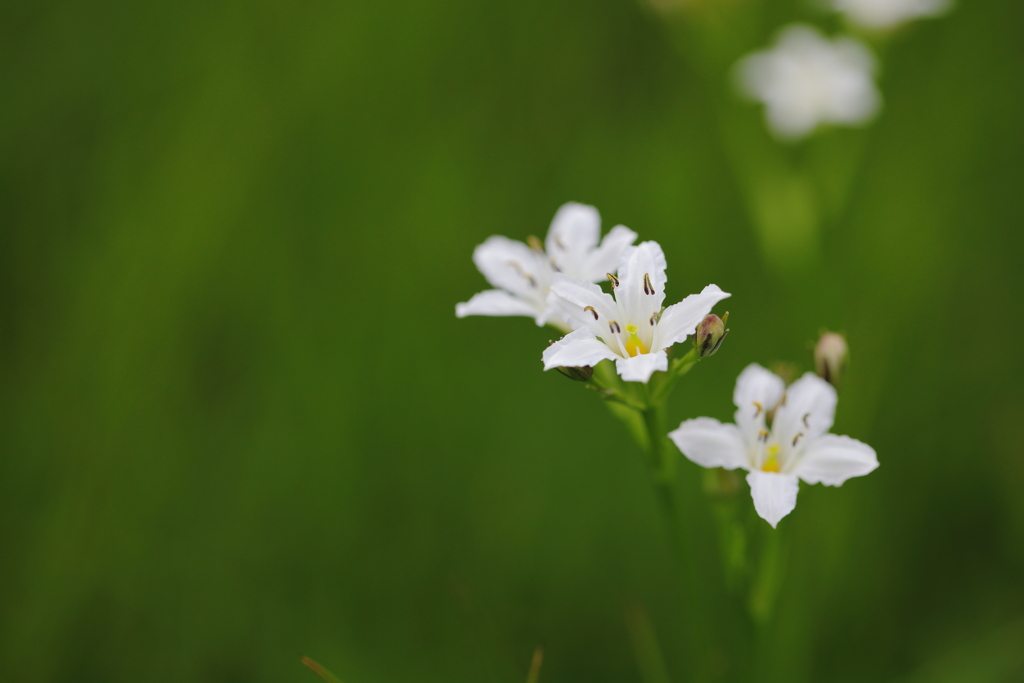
[1,0,1023,682]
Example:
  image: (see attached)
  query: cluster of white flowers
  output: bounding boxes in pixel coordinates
[458,203,729,384]
[737,0,951,141]
[457,203,878,527]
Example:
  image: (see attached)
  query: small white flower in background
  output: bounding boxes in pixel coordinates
[669,364,878,527]
[736,24,881,141]
[543,241,730,383]
[833,0,952,30]
[456,203,637,331]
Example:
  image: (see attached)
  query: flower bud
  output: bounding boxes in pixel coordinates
[548,340,595,382]
[693,312,729,357]
[815,332,848,388]
[555,365,594,382]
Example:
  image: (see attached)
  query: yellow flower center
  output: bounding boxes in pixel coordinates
[761,444,781,473]
[624,323,648,357]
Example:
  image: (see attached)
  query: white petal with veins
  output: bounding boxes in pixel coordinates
[456,290,542,320]
[795,434,879,486]
[615,350,669,383]
[473,235,548,300]
[548,274,619,337]
[546,203,601,275]
[772,372,837,448]
[669,418,749,471]
[747,471,800,528]
[584,225,639,280]
[617,242,668,332]
[542,329,619,370]
[732,364,786,447]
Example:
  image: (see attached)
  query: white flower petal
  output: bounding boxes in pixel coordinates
[735,24,880,141]
[542,329,618,371]
[616,242,668,326]
[653,284,731,351]
[548,274,619,336]
[582,224,638,281]
[732,364,786,446]
[746,471,800,528]
[545,203,601,277]
[772,372,837,447]
[833,0,952,30]
[795,434,878,486]
[455,289,541,320]
[669,418,749,471]
[825,39,881,124]
[615,350,668,383]
[473,236,550,300]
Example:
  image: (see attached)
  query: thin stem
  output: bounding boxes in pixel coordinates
[642,398,718,683]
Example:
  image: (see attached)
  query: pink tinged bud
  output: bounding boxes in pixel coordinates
[815,332,848,388]
[693,312,729,357]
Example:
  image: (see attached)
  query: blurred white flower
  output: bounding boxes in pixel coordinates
[543,241,730,383]
[833,0,953,30]
[456,203,637,331]
[736,25,881,141]
[669,364,878,527]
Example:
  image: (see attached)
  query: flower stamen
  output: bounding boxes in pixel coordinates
[584,306,599,320]
[624,323,648,357]
[606,273,620,289]
[643,273,655,295]
[603,321,629,358]
[506,260,537,288]
[753,401,763,418]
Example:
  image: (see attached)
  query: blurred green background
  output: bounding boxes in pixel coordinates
[3,0,1024,681]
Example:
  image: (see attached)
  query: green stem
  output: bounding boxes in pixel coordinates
[591,355,733,682]
[643,397,669,477]
[748,522,786,624]
[650,348,702,406]
[642,397,720,683]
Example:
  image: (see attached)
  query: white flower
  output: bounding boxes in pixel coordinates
[669,364,878,527]
[542,241,730,383]
[456,203,637,331]
[736,25,881,141]
[833,0,952,30]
